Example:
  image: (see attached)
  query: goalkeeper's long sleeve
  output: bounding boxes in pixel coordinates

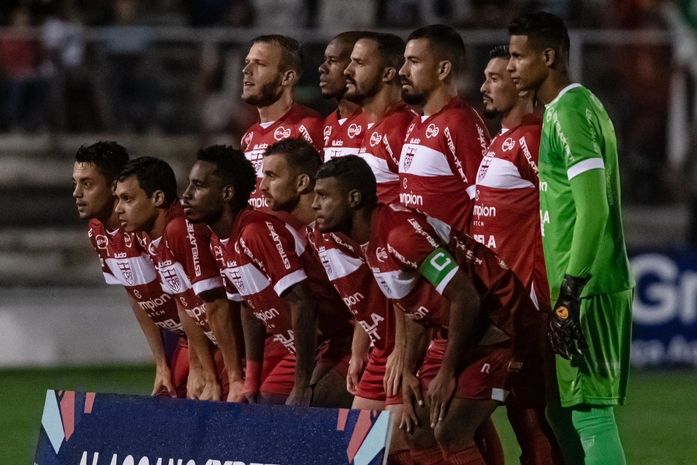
[566,168,609,279]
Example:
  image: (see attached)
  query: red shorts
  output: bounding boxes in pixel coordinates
[157,337,189,398]
[418,337,512,402]
[260,336,352,396]
[355,347,402,405]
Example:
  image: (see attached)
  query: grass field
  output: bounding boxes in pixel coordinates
[1,366,695,465]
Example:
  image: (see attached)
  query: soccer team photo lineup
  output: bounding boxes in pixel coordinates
[67,12,634,465]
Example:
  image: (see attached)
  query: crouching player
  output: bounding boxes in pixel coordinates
[181,145,354,407]
[73,141,188,398]
[313,156,540,465]
[115,157,245,401]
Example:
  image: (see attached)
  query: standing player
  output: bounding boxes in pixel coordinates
[319,31,367,160]
[398,25,490,233]
[474,46,562,465]
[72,141,187,398]
[344,32,415,204]
[182,145,354,407]
[241,34,323,208]
[260,138,412,464]
[115,157,245,402]
[508,12,635,465]
[313,156,540,465]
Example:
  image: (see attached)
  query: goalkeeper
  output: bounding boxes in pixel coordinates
[507,11,635,465]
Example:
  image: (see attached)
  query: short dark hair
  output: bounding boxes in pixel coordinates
[489,45,510,60]
[331,31,368,57]
[75,141,129,183]
[264,138,322,184]
[358,31,405,71]
[118,157,178,208]
[508,11,570,57]
[251,34,303,77]
[407,24,465,75]
[316,155,377,208]
[197,145,256,211]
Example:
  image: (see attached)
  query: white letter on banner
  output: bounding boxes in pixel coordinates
[631,254,677,325]
[123,456,135,465]
[137,457,150,465]
[680,271,697,324]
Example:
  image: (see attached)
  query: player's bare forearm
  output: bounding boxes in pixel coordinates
[240,302,266,401]
[285,281,318,395]
[199,289,244,387]
[176,301,220,400]
[402,314,430,375]
[126,293,169,369]
[385,305,406,397]
[352,323,370,361]
[439,271,480,376]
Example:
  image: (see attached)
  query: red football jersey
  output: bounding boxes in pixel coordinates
[471,115,550,310]
[359,104,415,204]
[322,109,366,160]
[399,97,490,233]
[88,220,182,335]
[241,104,323,209]
[216,208,353,354]
[364,204,537,351]
[306,223,394,352]
[143,204,224,345]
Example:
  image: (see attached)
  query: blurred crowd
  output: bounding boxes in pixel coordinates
[0,0,679,206]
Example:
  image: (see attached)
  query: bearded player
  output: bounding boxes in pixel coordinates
[241,34,323,208]
[344,32,415,204]
[319,31,367,160]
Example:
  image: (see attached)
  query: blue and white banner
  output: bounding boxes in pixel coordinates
[631,250,697,367]
[34,391,391,465]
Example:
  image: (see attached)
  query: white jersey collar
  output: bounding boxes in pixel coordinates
[547,83,582,107]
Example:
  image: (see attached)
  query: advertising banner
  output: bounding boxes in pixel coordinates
[630,250,697,366]
[34,390,391,465]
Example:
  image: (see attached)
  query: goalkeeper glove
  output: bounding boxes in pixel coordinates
[548,274,588,359]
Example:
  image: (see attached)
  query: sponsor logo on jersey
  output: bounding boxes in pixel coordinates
[123,233,133,248]
[266,222,291,269]
[343,291,364,309]
[387,244,418,269]
[358,312,385,344]
[502,137,515,152]
[323,125,332,139]
[519,136,539,175]
[96,235,108,250]
[399,191,423,207]
[242,131,253,148]
[161,267,182,292]
[481,362,491,374]
[137,291,173,313]
[298,124,313,144]
[405,122,416,139]
[117,261,135,285]
[348,123,362,138]
[273,126,291,141]
[369,131,381,147]
[274,329,296,353]
[375,247,388,263]
[444,127,467,182]
[473,204,497,218]
[137,234,149,250]
[186,221,202,277]
[406,305,429,320]
[254,307,280,326]
[426,123,439,138]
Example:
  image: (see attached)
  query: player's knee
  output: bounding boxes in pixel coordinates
[433,420,471,452]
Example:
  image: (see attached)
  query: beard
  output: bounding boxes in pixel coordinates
[482,105,499,119]
[242,75,284,107]
[401,89,426,106]
[344,75,381,104]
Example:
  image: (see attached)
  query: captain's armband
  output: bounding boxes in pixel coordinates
[418,247,459,294]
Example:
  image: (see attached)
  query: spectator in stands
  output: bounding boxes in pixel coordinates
[0,5,49,132]
[101,0,160,133]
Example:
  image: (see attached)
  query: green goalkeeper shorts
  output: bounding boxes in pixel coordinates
[555,288,634,407]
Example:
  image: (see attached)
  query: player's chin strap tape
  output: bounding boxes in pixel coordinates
[418,247,459,294]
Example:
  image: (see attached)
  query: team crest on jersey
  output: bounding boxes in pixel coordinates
[274,126,292,141]
[318,247,333,276]
[123,233,133,248]
[375,247,388,263]
[477,154,494,182]
[426,123,439,138]
[502,137,516,152]
[369,131,381,147]
[348,123,362,138]
[95,235,108,250]
[403,146,416,171]
[161,267,182,292]
[242,131,253,148]
[117,261,135,285]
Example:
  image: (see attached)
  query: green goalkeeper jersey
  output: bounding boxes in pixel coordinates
[539,84,634,300]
